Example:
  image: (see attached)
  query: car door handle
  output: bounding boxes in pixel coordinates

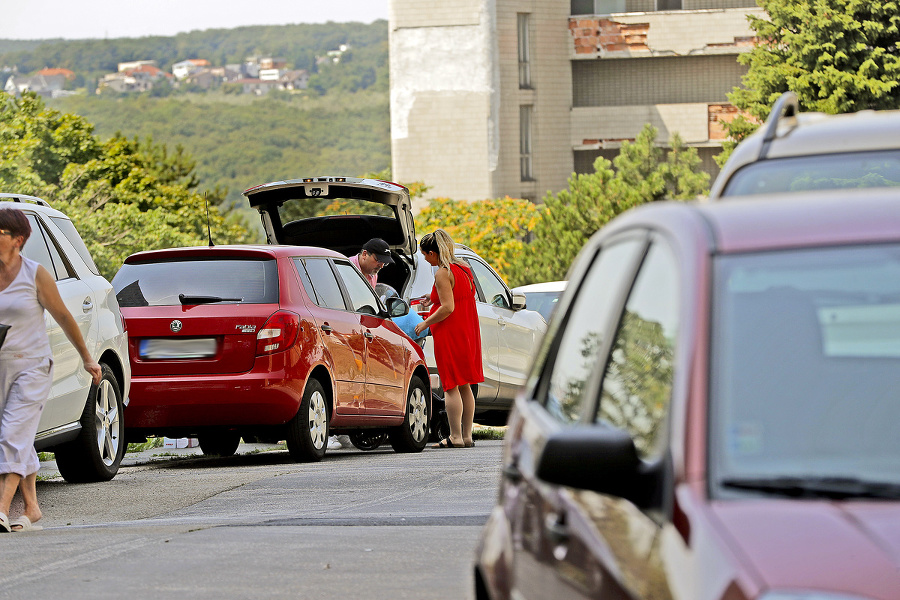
[82,298,93,313]
[320,324,333,334]
[364,331,374,340]
[545,514,569,545]
[502,462,522,483]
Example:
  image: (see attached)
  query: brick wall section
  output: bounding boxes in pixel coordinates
[708,103,758,140]
[570,18,649,54]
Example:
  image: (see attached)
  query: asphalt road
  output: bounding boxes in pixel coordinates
[0,440,504,599]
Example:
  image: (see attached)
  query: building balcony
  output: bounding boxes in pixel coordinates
[569,7,763,59]
[571,102,742,149]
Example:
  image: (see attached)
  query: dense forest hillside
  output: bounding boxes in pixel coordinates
[0,21,388,88]
[49,91,390,207]
[2,22,392,227]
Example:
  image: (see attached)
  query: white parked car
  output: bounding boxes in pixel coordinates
[243,177,546,424]
[0,194,130,482]
[512,280,567,322]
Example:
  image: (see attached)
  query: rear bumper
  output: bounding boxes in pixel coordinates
[127,368,305,430]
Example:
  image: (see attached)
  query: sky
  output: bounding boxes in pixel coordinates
[0,0,390,40]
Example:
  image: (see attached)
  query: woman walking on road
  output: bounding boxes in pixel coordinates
[414,229,483,449]
[0,208,101,532]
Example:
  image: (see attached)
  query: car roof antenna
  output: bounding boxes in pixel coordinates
[205,192,214,247]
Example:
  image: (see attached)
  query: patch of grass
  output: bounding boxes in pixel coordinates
[127,437,164,453]
[37,452,54,461]
[472,426,506,441]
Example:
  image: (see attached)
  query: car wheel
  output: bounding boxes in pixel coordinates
[390,376,429,453]
[55,363,125,483]
[286,378,328,462]
[197,430,241,456]
[349,431,388,451]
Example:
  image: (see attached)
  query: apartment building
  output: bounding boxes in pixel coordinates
[390,0,763,204]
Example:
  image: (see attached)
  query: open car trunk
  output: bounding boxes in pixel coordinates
[243,177,418,298]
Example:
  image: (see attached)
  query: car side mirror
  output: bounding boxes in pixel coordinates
[511,292,526,310]
[387,297,410,318]
[536,425,652,505]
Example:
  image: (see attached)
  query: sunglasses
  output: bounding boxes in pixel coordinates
[0,229,14,237]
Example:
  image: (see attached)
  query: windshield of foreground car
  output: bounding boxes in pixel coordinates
[722,149,900,197]
[710,243,900,497]
[112,259,279,307]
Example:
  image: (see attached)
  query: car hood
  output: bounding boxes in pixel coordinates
[711,500,900,597]
[242,177,416,258]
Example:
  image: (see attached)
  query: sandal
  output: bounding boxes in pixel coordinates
[0,513,10,534]
[465,440,475,448]
[432,437,459,449]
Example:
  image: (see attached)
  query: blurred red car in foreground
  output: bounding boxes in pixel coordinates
[112,245,430,461]
[476,189,900,599]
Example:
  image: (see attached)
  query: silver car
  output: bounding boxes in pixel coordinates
[1,194,130,482]
[243,177,545,423]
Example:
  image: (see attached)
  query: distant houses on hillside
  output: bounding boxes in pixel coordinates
[4,66,78,98]
[95,55,310,96]
[3,51,322,98]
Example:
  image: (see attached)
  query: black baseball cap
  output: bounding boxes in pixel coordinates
[363,238,394,264]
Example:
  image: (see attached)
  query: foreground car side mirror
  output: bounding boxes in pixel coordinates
[511,292,526,310]
[536,425,656,506]
[386,297,410,318]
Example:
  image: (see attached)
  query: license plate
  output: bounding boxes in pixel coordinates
[139,338,217,360]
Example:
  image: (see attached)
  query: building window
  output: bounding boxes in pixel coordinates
[656,0,682,9]
[517,14,532,89]
[520,105,534,181]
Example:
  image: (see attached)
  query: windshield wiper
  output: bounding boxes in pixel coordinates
[720,476,900,500]
[178,294,243,305]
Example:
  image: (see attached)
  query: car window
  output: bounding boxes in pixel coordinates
[721,149,900,197]
[466,258,510,309]
[22,214,75,281]
[113,258,278,306]
[596,241,679,461]
[542,238,645,424]
[334,261,380,315]
[300,258,347,311]
[49,216,100,276]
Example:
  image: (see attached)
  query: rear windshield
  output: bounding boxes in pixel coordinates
[722,149,900,196]
[112,258,278,307]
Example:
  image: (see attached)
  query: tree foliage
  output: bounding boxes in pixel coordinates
[415,196,541,287]
[516,124,709,284]
[721,0,900,160]
[0,92,250,278]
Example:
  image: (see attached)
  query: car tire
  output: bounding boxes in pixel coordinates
[55,363,125,483]
[197,430,241,456]
[286,378,328,462]
[390,376,429,453]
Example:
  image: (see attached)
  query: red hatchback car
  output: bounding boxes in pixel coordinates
[475,189,900,599]
[111,244,431,461]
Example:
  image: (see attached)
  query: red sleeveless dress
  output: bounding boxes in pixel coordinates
[427,262,484,390]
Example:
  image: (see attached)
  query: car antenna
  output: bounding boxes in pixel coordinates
[205,192,214,247]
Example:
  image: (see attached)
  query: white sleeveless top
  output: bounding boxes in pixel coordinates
[0,256,52,359]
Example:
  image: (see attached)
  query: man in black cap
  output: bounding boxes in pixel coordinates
[348,238,393,288]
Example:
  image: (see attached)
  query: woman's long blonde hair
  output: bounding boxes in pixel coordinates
[419,229,465,270]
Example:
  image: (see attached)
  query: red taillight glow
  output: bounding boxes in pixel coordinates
[256,311,301,356]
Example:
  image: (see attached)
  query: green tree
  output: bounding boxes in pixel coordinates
[0,92,250,278]
[720,0,900,163]
[517,124,708,284]
[415,196,541,287]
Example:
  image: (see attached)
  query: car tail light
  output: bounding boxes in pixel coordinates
[256,311,300,356]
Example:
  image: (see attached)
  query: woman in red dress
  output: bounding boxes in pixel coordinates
[414,229,483,448]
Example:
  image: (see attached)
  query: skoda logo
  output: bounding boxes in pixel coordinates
[170,320,183,333]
